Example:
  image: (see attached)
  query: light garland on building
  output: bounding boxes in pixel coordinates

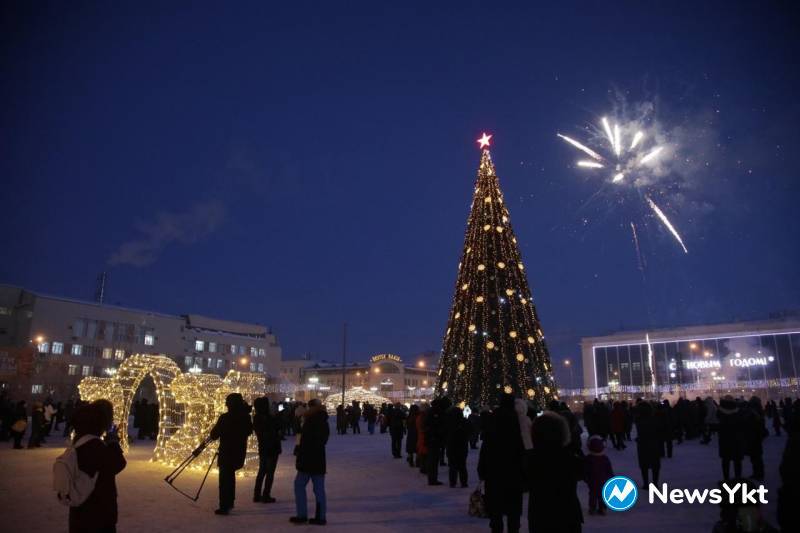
[322,386,390,414]
[435,135,558,407]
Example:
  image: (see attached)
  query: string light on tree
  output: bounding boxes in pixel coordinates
[435,133,558,407]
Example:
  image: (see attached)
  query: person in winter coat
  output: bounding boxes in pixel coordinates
[446,406,470,488]
[655,400,673,459]
[10,400,27,449]
[610,402,627,450]
[209,393,253,515]
[777,405,800,532]
[388,404,406,458]
[701,396,718,444]
[27,401,45,448]
[69,399,127,533]
[717,396,745,481]
[365,403,378,435]
[635,402,661,487]
[528,410,584,533]
[478,394,525,532]
[291,398,330,525]
[405,405,419,467]
[416,407,428,475]
[253,397,282,503]
[743,396,767,481]
[468,409,481,449]
[584,435,613,515]
[424,397,449,485]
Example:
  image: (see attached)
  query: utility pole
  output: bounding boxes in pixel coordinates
[340,322,347,409]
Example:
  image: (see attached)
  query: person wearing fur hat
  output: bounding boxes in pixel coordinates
[527,410,584,532]
[584,435,613,515]
[209,393,253,515]
[478,393,525,532]
[717,395,745,481]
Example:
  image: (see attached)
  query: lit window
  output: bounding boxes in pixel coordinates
[195,340,205,352]
[258,363,264,372]
[258,348,265,357]
[194,357,203,366]
[102,348,112,359]
[51,342,64,355]
[185,356,193,367]
[250,347,256,357]
[68,365,78,376]
[230,345,237,354]
[31,384,43,394]
[238,346,246,356]
[114,349,125,360]
[209,342,217,353]
[71,344,83,356]
[207,358,213,368]
[81,366,92,377]
[37,342,50,353]
[144,334,155,346]
[250,363,256,371]
[216,359,223,369]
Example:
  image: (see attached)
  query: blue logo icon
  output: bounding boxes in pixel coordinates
[602,476,638,511]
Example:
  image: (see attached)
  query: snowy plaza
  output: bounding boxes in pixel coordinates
[0,420,789,532]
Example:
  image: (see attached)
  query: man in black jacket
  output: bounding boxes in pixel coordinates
[209,393,253,515]
[291,398,330,525]
[253,397,282,502]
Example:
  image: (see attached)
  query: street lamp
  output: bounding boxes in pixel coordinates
[417,360,426,368]
[239,357,249,368]
[564,359,574,390]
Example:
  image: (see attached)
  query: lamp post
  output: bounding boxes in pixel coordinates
[564,359,574,390]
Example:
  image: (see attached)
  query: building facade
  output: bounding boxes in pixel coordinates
[0,285,282,402]
[279,352,440,404]
[580,316,800,399]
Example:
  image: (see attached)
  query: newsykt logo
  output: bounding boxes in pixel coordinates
[602,476,638,511]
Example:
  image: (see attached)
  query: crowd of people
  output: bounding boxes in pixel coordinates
[2,389,800,532]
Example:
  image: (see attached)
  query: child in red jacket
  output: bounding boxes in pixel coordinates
[585,435,613,515]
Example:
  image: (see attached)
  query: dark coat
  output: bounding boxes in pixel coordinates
[717,405,745,460]
[584,453,613,493]
[253,411,282,457]
[528,447,584,531]
[478,405,525,516]
[405,412,418,453]
[445,413,470,463]
[635,413,661,468]
[69,437,127,533]
[210,408,253,470]
[388,407,406,436]
[295,407,330,475]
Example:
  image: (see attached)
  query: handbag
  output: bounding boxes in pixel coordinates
[468,481,488,518]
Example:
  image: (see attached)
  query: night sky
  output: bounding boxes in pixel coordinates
[3,2,799,385]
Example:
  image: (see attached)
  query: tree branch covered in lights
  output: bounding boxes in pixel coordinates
[435,135,558,407]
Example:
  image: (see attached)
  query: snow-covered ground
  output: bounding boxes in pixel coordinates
[0,422,788,532]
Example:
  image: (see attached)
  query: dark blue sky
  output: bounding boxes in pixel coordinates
[3,2,799,384]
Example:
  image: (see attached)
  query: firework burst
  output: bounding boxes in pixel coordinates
[558,115,689,254]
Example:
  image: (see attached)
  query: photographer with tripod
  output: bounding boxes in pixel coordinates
[208,393,253,515]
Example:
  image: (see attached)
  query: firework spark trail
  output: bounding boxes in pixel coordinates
[602,117,615,147]
[639,146,663,165]
[557,134,603,161]
[613,123,622,156]
[630,221,645,273]
[630,131,644,150]
[645,195,689,253]
[577,161,604,168]
[646,333,656,391]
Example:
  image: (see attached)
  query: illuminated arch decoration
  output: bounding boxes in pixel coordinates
[78,354,267,473]
[322,386,390,414]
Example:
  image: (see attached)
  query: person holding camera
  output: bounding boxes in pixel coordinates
[209,393,253,515]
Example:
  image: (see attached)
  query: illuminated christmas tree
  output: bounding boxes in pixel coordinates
[435,133,557,407]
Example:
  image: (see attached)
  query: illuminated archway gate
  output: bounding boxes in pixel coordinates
[78,354,266,472]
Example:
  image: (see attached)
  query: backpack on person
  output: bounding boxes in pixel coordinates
[53,435,100,506]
